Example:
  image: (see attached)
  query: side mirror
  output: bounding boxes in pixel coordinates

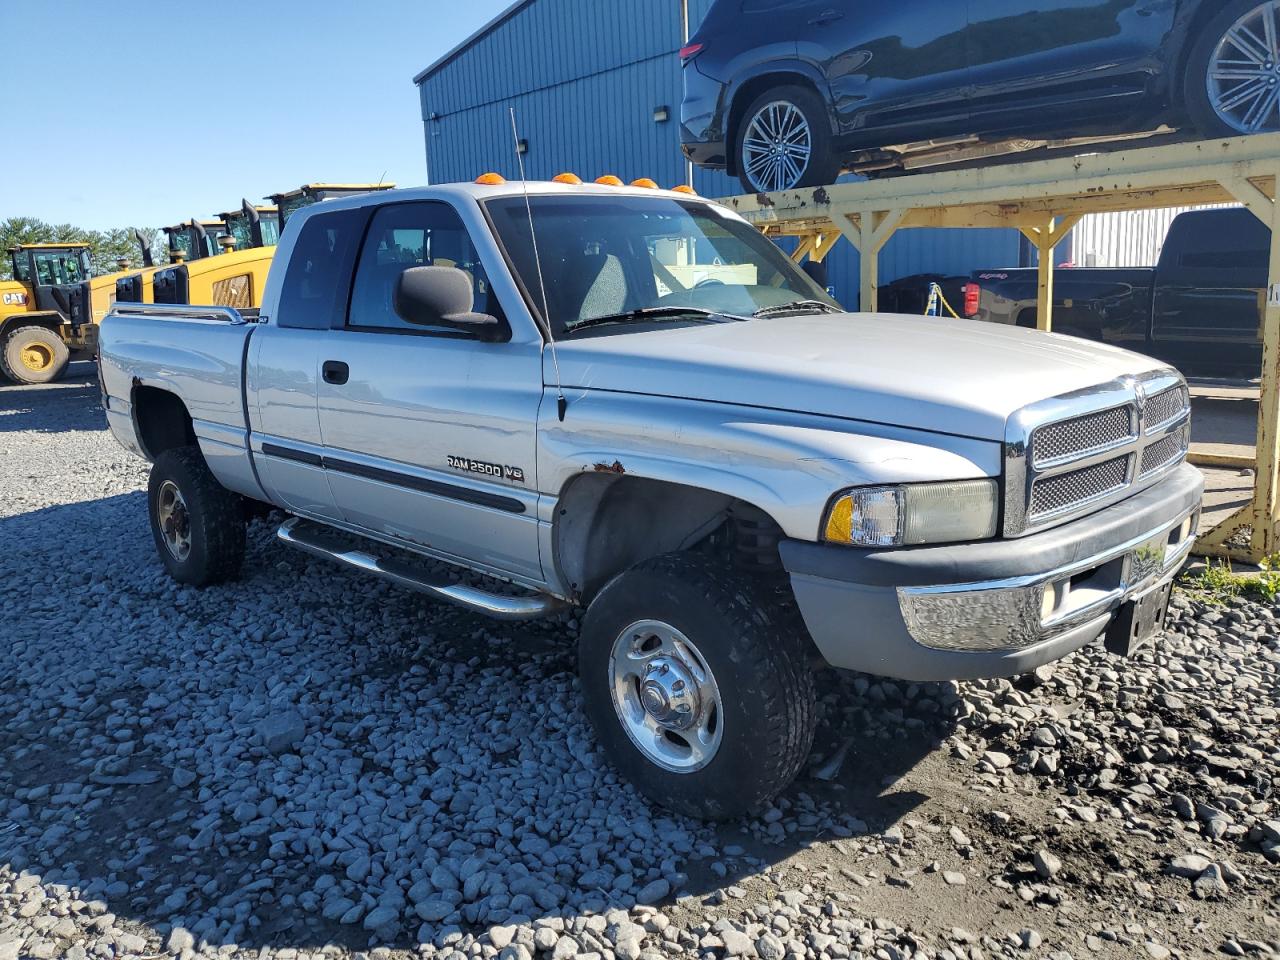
[801,259,828,289]
[394,265,500,335]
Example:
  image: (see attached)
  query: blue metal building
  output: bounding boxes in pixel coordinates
[414,0,1023,309]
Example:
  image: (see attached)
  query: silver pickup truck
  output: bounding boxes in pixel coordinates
[99,178,1203,819]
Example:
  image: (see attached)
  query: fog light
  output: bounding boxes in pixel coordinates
[1040,580,1069,623]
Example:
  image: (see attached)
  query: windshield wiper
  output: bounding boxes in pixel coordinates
[567,306,744,333]
[752,299,844,318]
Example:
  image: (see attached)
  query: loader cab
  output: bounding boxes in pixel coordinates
[218,201,280,251]
[163,219,229,263]
[6,244,94,324]
[267,183,396,232]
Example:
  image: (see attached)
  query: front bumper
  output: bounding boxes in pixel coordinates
[780,463,1204,681]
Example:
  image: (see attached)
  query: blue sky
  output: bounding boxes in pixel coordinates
[0,0,513,230]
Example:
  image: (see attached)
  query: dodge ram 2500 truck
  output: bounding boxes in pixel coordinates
[100,178,1203,819]
[964,207,1267,378]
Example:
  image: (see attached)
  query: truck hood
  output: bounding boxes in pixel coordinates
[548,313,1168,440]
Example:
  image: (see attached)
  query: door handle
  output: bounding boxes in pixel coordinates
[322,360,349,385]
[808,8,844,25]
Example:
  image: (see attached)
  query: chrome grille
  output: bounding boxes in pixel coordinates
[1005,371,1192,536]
[1031,405,1134,467]
[1142,383,1190,432]
[1140,424,1189,477]
[1030,455,1131,519]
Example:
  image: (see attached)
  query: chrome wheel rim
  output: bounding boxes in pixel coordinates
[1208,1,1280,133]
[742,100,812,193]
[608,619,723,773]
[156,480,192,561]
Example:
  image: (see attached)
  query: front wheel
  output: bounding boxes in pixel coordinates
[579,553,816,820]
[735,85,841,195]
[1184,0,1280,136]
[1,325,70,385]
[148,446,246,586]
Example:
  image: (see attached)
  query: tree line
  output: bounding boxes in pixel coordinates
[1,217,165,282]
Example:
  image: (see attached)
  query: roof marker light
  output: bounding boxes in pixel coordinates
[631,178,659,189]
[671,184,697,195]
[595,175,624,186]
[475,172,506,185]
[552,172,582,184]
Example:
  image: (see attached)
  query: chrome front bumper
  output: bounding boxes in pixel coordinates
[897,506,1197,652]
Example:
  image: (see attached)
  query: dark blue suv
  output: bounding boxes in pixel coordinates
[681,0,1277,194]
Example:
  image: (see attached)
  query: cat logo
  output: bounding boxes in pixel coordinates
[2,292,29,306]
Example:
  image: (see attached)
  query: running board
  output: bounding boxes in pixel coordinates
[276,517,565,621]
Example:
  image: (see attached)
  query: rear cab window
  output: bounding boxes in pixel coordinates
[276,208,367,330]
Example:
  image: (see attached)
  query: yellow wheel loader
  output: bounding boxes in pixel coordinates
[0,243,130,384]
[116,185,392,312]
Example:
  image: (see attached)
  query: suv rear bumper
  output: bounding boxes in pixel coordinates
[780,463,1204,681]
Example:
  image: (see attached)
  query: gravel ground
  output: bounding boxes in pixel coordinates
[1,369,1278,960]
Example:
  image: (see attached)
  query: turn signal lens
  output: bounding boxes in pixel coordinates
[552,172,582,184]
[595,175,624,186]
[678,42,704,63]
[671,184,697,195]
[475,172,506,185]
[824,480,998,547]
[631,178,659,189]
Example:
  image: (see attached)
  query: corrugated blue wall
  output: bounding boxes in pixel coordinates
[415,0,1023,309]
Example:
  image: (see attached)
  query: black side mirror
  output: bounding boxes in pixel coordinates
[801,259,829,289]
[394,265,501,335]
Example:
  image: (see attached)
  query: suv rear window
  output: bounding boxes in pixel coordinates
[277,208,367,330]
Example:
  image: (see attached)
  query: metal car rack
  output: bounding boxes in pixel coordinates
[720,133,1280,564]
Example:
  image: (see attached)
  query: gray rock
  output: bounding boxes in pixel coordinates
[257,710,306,754]
[1034,849,1062,879]
[1169,854,1213,878]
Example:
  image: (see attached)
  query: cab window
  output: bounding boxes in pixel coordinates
[347,201,498,333]
[11,253,31,284]
[32,250,84,286]
[276,208,367,330]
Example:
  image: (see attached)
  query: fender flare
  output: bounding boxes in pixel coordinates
[0,311,67,340]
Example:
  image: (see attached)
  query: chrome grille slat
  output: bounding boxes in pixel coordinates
[1005,371,1192,536]
[1139,424,1190,477]
[1031,405,1134,468]
[1030,455,1131,519]
[1142,384,1191,433]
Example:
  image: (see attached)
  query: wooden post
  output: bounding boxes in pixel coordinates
[1019,216,1080,333]
[1252,169,1280,558]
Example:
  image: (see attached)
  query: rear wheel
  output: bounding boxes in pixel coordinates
[578,553,816,819]
[1185,0,1280,136]
[1,325,69,385]
[735,85,841,194]
[148,446,245,586]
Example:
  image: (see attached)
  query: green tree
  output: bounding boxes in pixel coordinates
[0,217,163,281]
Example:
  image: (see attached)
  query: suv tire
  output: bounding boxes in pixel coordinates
[148,446,245,586]
[578,552,816,819]
[1184,0,1280,136]
[735,85,841,194]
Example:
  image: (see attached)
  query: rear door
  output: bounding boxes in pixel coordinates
[247,207,368,520]
[1150,209,1268,374]
[313,199,544,584]
[964,0,1176,121]
[791,0,969,141]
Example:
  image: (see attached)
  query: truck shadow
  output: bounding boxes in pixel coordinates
[0,367,104,434]
[0,491,952,954]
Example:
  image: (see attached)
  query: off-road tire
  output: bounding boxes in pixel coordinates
[579,552,817,819]
[148,446,245,586]
[1183,0,1280,137]
[735,84,842,195]
[1,325,70,385]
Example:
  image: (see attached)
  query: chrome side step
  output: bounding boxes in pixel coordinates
[277,517,565,621]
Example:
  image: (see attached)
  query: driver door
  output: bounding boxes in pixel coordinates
[313,200,545,584]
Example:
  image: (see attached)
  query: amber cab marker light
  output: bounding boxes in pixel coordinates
[595,175,624,186]
[631,178,659,189]
[672,184,697,195]
[475,172,506,185]
[552,172,583,184]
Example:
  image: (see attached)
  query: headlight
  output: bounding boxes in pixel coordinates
[823,479,999,547]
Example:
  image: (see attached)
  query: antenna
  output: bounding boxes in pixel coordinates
[509,106,567,421]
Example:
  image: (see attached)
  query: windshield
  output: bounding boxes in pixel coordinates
[484,194,840,336]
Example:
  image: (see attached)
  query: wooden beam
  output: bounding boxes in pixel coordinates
[1187,451,1256,469]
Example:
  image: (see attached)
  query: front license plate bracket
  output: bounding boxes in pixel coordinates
[1104,579,1172,657]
